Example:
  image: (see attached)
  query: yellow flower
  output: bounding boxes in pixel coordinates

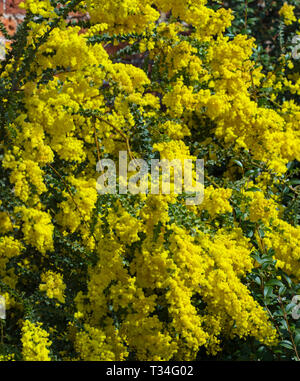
[21,320,52,361]
[39,271,66,303]
[279,3,297,25]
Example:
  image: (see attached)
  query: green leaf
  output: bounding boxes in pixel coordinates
[264,285,273,299]
[286,302,297,313]
[294,333,300,347]
[246,187,261,192]
[282,274,293,287]
[266,279,284,288]
[288,179,300,185]
[233,159,243,168]
[280,340,293,350]
[278,285,287,296]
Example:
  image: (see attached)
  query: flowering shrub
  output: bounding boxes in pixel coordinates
[0,0,299,361]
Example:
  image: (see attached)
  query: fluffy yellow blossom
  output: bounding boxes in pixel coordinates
[39,271,66,303]
[75,325,117,361]
[279,3,297,25]
[0,354,15,361]
[1,0,298,362]
[0,212,13,234]
[263,220,300,279]
[199,186,232,217]
[14,206,53,254]
[21,320,52,361]
[247,191,279,223]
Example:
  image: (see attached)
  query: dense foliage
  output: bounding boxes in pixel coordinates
[0,0,299,361]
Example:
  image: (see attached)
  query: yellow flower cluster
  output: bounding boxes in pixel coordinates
[240,186,300,281]
[75,324,123,361]
[264,220,300,280]
[56,176,97,234]
[1,0,299,361]
[247,190,279,223]
[279,3,297,25]
[86,0,160,35]
[39,271,66,303]
[19,0,57,18]
[0,237,23,309]
[0,211,13,234]
[199,186,232,217]
[3,155,47,203]
[0,354,15,361]
[21,320,52,361]
[14,206,53,254]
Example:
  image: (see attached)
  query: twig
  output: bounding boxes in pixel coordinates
[0,319,4,345]
[47,163,97,243]
[94,115,136,162]
[244,0,248,31]
[278,295,300,361]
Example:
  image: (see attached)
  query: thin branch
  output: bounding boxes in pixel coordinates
[278,295,300,361]
[47,163,97,243]
[94,115,136,162]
